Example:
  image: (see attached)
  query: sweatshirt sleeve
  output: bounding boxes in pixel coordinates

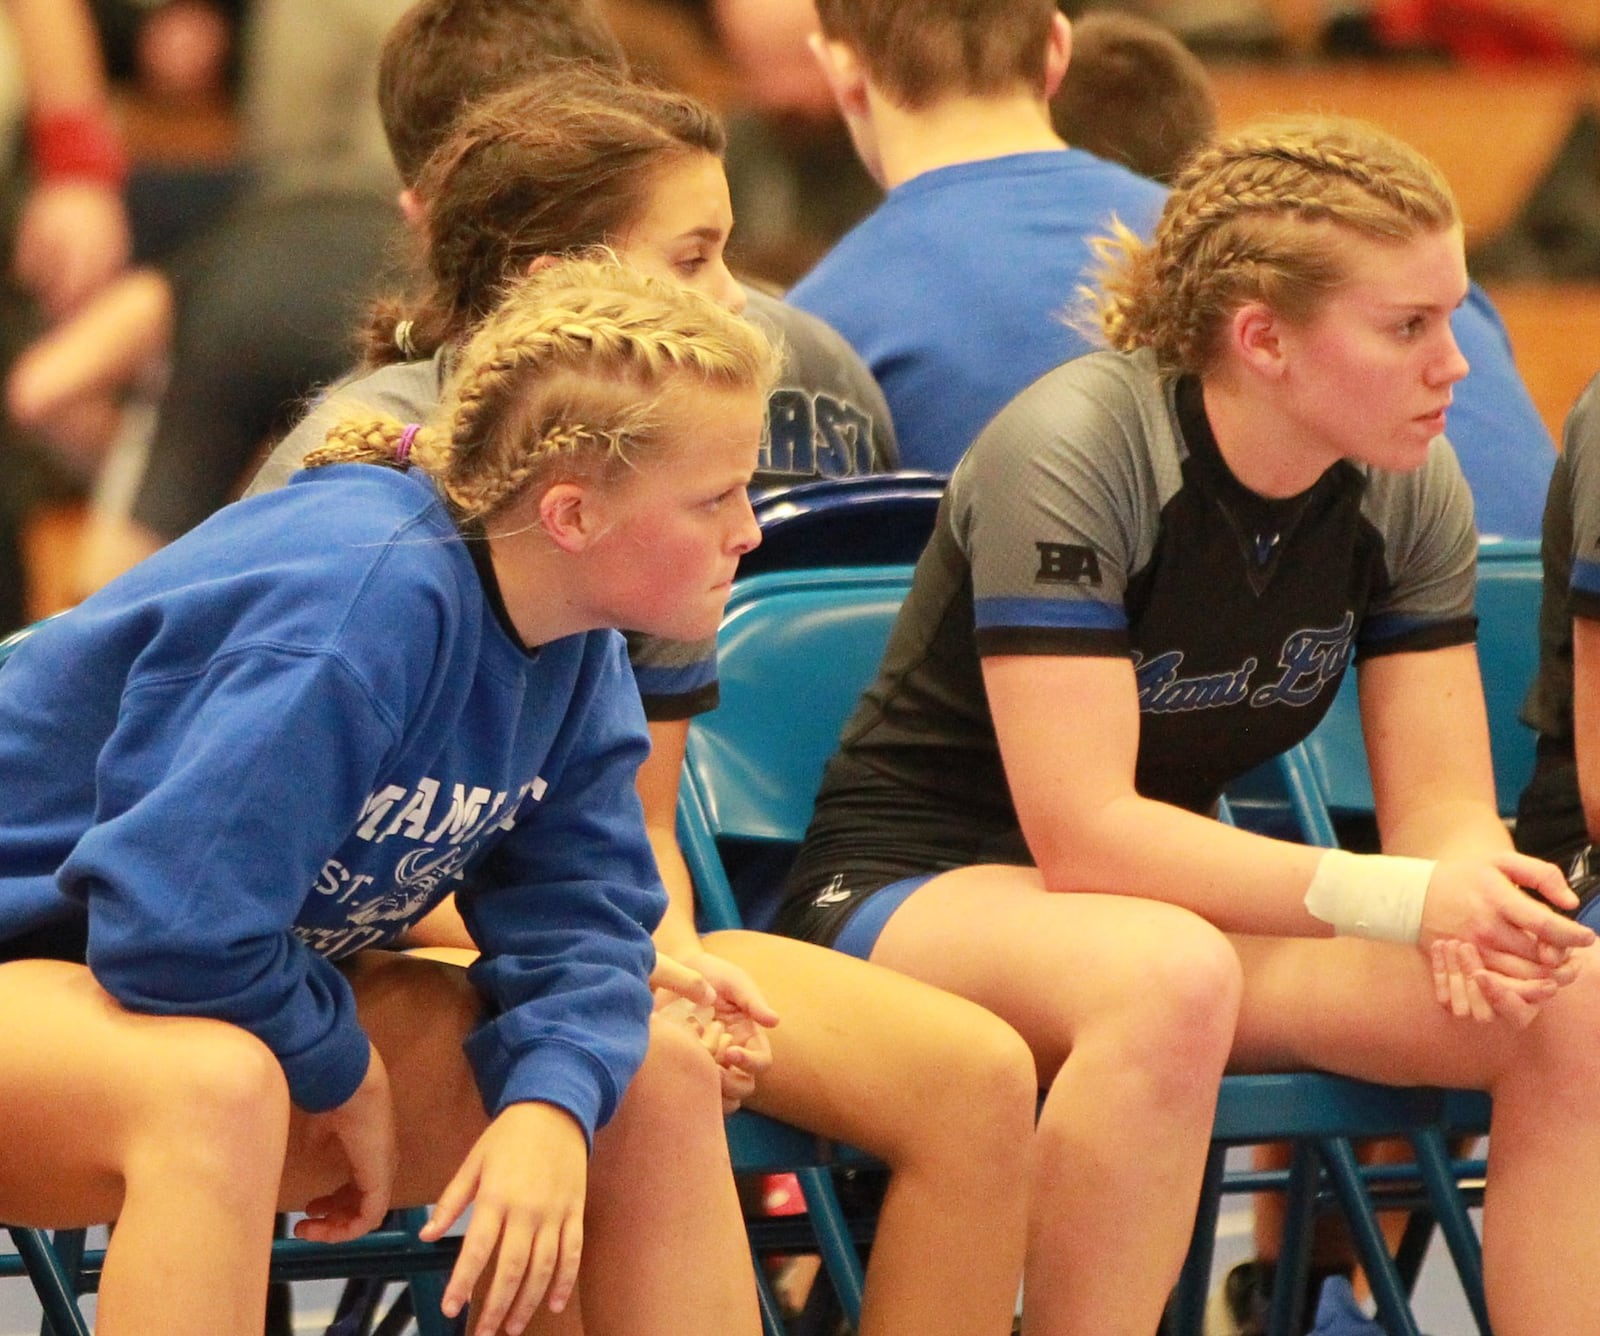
[58,645,403,1112]
[457,637,665,1143]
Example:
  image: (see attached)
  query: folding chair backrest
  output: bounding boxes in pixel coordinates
[1476,538,1543,811]
[1283,538,1544,832]
[680,565,914,929]
[739,473,945,579]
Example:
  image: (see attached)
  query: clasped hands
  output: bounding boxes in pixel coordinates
[651,949,779,1112]
[1422,851,1596,1027]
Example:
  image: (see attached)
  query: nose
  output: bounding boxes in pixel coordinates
[729,490,761,556]
[1430,325,1470,388]
[716,259,747,315]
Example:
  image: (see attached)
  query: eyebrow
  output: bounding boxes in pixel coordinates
[678,226,726,244]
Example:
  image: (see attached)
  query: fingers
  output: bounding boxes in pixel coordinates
[471,1211,538,1336]
[1494,850,1580,910]
[420,1154,481,1243]
[1473,969,1557,1030]
[1476,944,1582,988]
[455,1205,584,1336]
[1495,890,1595,956]
[1432,940,1560,1028]
[648,951,715,1007]
[295,1183,373,1244]
[710,972,781,1029]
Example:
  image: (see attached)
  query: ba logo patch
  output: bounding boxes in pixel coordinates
[1035,541,1102,586]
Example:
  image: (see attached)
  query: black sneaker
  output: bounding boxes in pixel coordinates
[1204,1260,1273,1336]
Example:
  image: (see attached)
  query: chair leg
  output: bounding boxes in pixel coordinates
[1408,1129,1491,1335]
[1316,1138,1421,1336]
[751,1245,792,1336]
[1167,1141,1229,1336]
[1267,1143,1321,1336]
[392,1205,454,1336]
[8,1228,91,1336]
[794,1167,864,1329]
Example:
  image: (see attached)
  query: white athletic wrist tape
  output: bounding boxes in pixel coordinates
[1302,848,1435,945]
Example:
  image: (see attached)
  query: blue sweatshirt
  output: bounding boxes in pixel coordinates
[0,464,664,1132]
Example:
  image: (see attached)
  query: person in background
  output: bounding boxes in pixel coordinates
[1048,9,1217,186]
[0,0,131,632]
[1515,370,1600,875]
[787,0,1167,473]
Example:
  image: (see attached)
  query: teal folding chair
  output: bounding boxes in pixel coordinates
[678,566,916,1335]
[0,620,462,1336]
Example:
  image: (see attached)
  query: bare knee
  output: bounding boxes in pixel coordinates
[1506,958,1600,1100]
[617,1013,723,1122]
[131,1022,289,1190]
[885,1006,1038,1174]
[1082,912,1240,1083]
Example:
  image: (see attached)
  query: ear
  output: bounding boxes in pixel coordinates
[397,187,425,233]
[1043,11,1072,101]
[538,481,601,553]
[1229,302,1287,379]
[808,33,869,121]
[525,253,561,278]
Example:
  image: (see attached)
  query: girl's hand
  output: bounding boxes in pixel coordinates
[420,1101,588,1336]
[1423,853,1594,1025]
[668,950,780,1113]
[1430,938,1565,1027]
[1420,853,1593,965]
[648,949,717,1009]
[295,1044,398,1243]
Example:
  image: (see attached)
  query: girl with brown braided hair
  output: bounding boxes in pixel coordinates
[253,51,1042,1336]
[0,256,781,1336]
[776,114,1600,1336]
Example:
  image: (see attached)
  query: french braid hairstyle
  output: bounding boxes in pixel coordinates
[309,256,779,525]
[1084,115,1459,378]
[362,63,726,366]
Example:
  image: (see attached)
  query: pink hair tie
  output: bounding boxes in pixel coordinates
[395,423,421,467]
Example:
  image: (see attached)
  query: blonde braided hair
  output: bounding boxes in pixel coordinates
[1081,115,1459,377]
[307,256,779,523]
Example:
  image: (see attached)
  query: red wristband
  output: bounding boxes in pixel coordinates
[29,107,129,189]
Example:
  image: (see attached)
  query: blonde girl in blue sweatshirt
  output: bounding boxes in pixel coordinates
[0,257,778,1336]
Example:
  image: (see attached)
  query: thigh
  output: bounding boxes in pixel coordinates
[1229,933,1523,1087]
[702,928,1037,1154]
[864,865,1236,1082]
[279,950,491,1212]
[0,959,283,1226]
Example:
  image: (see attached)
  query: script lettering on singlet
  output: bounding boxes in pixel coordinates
[1132,614,1355,715]
[1249,613,1354,707]
[763,389,873,477]
[1134,652,1257,712]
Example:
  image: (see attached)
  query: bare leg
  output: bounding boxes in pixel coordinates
[860,868,1242,1336]
[704,928,1037,1336]
[279,952,762,1336]
[1230,933,1600,1336]
[0,960,289,1336]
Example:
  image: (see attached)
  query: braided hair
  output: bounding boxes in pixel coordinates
[1083,115,1459,377]
[307,256,779,523]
